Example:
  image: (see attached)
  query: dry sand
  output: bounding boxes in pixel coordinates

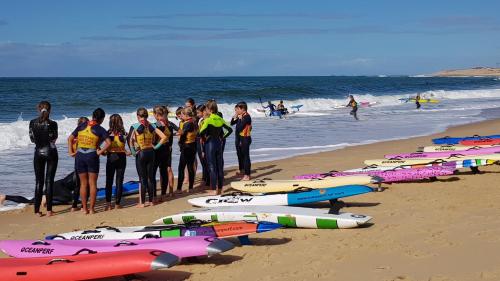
[1,119,500,281]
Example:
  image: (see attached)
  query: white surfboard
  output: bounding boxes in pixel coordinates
[152,205,372,229]
[230,175,377,193]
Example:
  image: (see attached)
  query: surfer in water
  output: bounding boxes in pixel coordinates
[415,93,421,109]
[346,95,359,120]
[277,100,288,115]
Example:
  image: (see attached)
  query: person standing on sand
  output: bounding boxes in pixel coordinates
[104,114,130,210]
[129,107,167,207]
[29,101,58,217]
[68,108,111,215]
[231,102,252,181]
[199,100,233,195]
[346,95,359,120]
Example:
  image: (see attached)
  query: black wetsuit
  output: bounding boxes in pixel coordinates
[154,121,179,196]
[131,123,156,204]
[199,114,233,190]
[177,120,197,191]
[348,100,359,120]
[231,113,252,176]
[416,96,421,109]
[196,119,209,186]
[29,117,58,213]
[105,133,127,205]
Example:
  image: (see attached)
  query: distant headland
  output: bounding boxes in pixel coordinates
[432,67,500,77]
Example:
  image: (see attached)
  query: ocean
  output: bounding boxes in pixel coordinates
[1,76,500,198]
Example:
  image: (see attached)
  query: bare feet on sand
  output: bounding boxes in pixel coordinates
[71,207,80,212]
[241,175,251,181]
[47,211,53,217]
[0,194,5,206]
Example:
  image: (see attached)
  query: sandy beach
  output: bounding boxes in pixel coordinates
[1,118,500,281]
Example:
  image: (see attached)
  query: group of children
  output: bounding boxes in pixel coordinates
[27,98,253,216]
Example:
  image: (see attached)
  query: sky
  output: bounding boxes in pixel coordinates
[0,0,499,77]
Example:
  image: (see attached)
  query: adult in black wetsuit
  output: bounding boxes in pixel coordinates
[29,101,58,216]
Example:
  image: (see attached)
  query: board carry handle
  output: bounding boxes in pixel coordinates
[32,240,51,246]
[114,241,138,247]
[292,186,314,193]
[143,225,179,231]
[96,226,121,233]
[388,157,403,160]
[47,235,67,240]
[448,153,465,158]
[73,248,97,255]
[222,192,254,197]
[47,258,75,265]
[184,219,208,227]
[363,164,379,169]
[81,230,102,234]
[140,233,160,239]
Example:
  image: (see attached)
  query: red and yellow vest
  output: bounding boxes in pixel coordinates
[109,134,126,153]
[77,122,100,149]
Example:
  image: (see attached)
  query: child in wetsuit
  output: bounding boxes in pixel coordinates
[105,114,129,210]
[152,105,179,201]
[129,108,167,207]
[196,105,210,188]
[68,108,111,214]
[70,116,89,211]
[177,107,198,193]
[231,102,252,180]
[415,94,421,109]
[346,95,359,120]
[199,100,233,195]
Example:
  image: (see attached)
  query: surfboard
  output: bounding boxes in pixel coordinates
[0,236,234,259]
[385,146,500,159]
[45,221,281,240]
[95,181,139,200]
[0,250,179,281]
[230,175,377,194]
[399,98,439,103]
[364,154,500,167]
[295,166,456,183]
[419,145,498,152]
[432,135,500,145]
[188,185,374,207]
[460,139,500,146]
[152,205,372,229]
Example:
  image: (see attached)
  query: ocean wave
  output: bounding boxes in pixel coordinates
[1,87,500,152]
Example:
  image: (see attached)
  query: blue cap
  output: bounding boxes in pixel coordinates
[256,221,283,233]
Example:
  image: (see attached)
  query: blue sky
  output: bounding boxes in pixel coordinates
[0,0,499,76]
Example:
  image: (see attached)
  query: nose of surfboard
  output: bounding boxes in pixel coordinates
[256,222,283,233]
[206,239,235,257]
[150,252,181,270]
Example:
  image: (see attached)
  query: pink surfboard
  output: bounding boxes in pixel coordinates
[0,236,234,259]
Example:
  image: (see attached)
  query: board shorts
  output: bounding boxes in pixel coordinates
[75,151,100,174]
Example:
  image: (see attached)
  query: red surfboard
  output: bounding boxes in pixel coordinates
[460,139,500,146]
[0,249,179,281]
